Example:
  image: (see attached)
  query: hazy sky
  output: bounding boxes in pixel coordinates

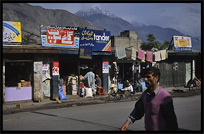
[29,3,201,37]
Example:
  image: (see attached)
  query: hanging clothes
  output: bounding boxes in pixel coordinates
[131,47,137,60]
[154,51,161,61]
[131,48,137,60]
[146,51,153,63]
[125,47,131,59]
[124,47,136,60]
[160,50,168,60]
[138,49,145,60]
[116,47,126,59]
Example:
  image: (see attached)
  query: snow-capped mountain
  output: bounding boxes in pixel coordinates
[130,21,146,27]
[3,3,200,51]
[76,6,140,36]
[76,6,119,18]
[75,6,201,51]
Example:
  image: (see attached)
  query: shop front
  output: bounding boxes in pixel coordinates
[4,60,33,102]
[159,51,201,87]
[78,52,115,94]
[3,26,114,102]
[3,45,115,102]
[3,46,58,102]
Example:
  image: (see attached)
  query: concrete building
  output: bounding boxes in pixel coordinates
[111,30,143,85]
[112,30,142,49]
[111,30,201,90]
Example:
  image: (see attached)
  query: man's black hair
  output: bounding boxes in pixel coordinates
[89,68,94,72]
[144,67,160,82]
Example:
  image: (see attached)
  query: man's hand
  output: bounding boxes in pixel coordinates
[121,123,129,131]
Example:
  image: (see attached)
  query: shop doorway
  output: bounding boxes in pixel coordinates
[5,61,33,101]
[117,63,133,83]
[5,61,33,87]
[59,61,78,95]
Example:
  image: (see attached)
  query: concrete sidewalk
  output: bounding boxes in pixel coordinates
[2,86,201,115]
[2,94,112,115]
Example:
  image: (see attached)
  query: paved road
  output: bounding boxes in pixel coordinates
[3,95,201,131]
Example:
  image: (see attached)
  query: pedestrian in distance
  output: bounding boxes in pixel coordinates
[58,75,64,88]
[135,78,143,92]
[121,67,178,131]
[95,74,102,87]
[121,80,133,96]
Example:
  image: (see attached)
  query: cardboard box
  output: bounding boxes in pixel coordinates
[72,79,77,84]
[16,104,23,109]
[22,81,31,87]
[72,90,77,95]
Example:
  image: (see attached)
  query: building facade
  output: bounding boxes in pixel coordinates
[3,45,115,102]
[3,30,201,103]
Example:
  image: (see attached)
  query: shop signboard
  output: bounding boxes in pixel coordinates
[52,62,59,76]
[102,61,109,73]
[42,63,51,81]
[41,26,80,48]
[79,45,93,59]
[173,36,192,51]
[80,28,111,52]
[3,21,22,46]
[42,64,49,71]
[79,28,94,59]
[51,61,60,99]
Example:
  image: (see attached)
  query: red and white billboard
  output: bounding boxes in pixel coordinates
[47,28,75,45]
[52,62,59,76]
[41,26,79,48]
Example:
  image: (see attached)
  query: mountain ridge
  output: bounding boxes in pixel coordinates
[3,3,102,44]
[3,3,200,51]
[75,6,201,51]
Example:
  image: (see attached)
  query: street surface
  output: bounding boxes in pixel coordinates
[3,95,201,131]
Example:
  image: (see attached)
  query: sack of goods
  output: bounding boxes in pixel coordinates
[59,87,68,100]
[85,87,93,98]
[72,90,77,95]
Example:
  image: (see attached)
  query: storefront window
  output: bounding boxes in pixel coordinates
[5,62,33,87]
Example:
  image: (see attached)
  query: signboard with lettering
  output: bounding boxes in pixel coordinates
[173,36,192,51]
[41,26,80,48]
[52,61,59,76]
[3,21,22,46]
[79,45,93,59]
[80,28,111,52]
[102,61,109,73]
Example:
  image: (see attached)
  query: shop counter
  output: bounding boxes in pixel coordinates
[5,87,32,102]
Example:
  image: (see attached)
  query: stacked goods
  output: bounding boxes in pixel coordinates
[67,76,72,94]
[71,76,78,95]
[18,83,22,87]
[22,81,31,87]
[66,75,78,95]
[19,80,31,87]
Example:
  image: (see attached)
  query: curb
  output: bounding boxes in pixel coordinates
[3,88,201,115]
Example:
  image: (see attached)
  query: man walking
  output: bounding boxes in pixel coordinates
[121,67,178,131]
